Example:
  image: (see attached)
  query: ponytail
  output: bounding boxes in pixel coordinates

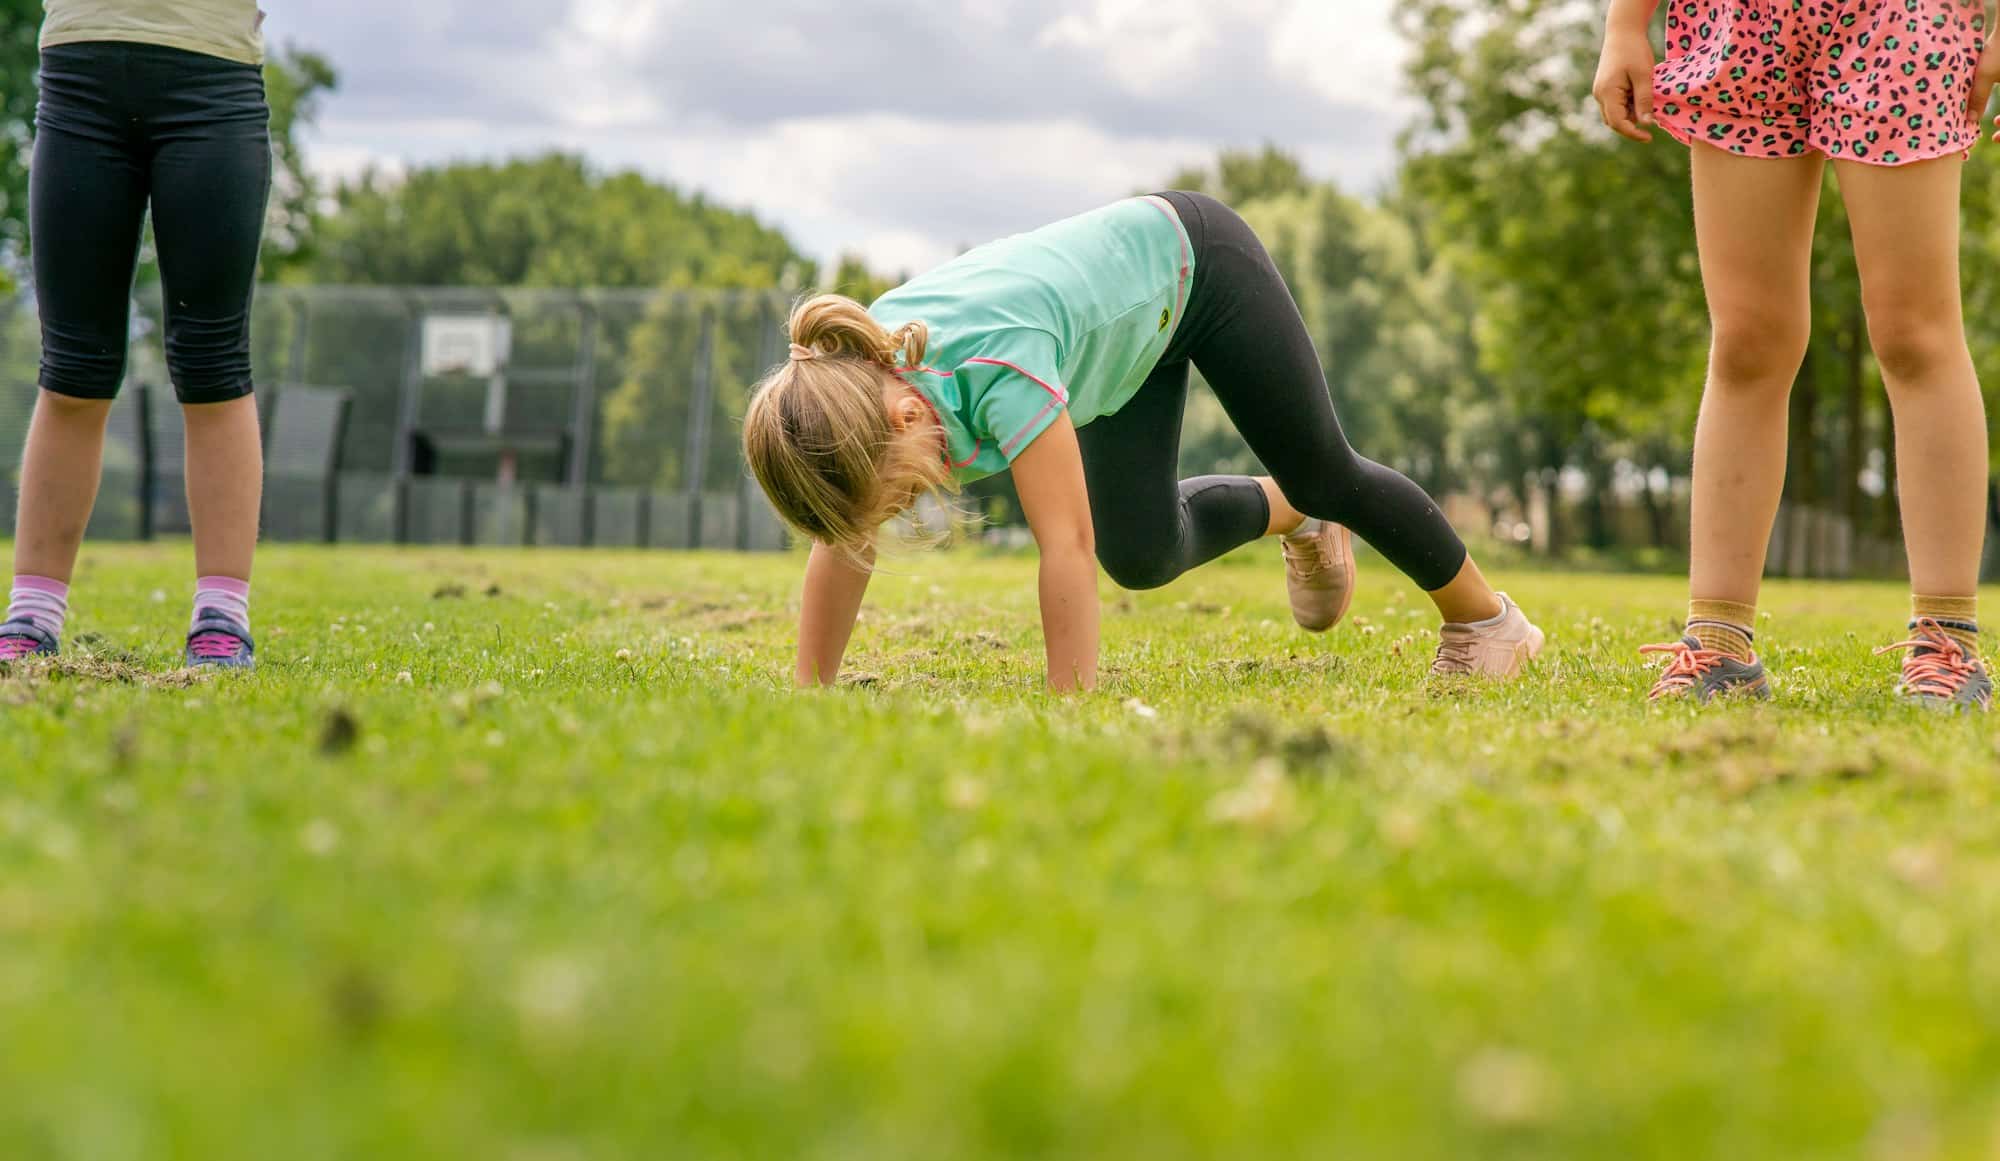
[741,294,953,558]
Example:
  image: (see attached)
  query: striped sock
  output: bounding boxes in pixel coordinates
[7,575,69,637]
[1688,599,1757,662]
[192,576,251,631]
[1912,595,1979,655]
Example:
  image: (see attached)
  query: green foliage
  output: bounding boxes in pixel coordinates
[1168,144,1315,204]
[5,543,2000,1155]
[1164,165,1475,498]
[314,154,816,290]
[1387,0,2000,539]
[830,253,899,305]
[1395,0,1709,488]
[0,0,38,292]
[599,292,784,489]
[262,46,339,282]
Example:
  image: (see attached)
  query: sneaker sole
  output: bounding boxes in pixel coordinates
[1293,524,1356,634]
[1655,675,1774,705]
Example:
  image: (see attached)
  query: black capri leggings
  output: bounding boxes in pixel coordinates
[31,42,272,404]
[1080,191,1469,593]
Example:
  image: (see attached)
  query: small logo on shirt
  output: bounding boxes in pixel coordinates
[1158,308,1171,332]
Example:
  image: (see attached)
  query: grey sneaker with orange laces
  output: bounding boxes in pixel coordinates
[1877,619,1992,715]
[1282,520,1356,633]
[1641,637,1773,704]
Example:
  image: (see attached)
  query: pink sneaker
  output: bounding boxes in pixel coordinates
[1431,594,1545,679]
[0,618,57,661]
[1283,521,1355,632]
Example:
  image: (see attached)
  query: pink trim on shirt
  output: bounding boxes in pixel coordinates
[901,379,982,469]
[963,357,1068,404]
[1001,399,1063,459]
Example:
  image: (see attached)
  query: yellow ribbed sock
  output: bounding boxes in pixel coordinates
[1687,599,1758,662]
[1912,595,1980,654]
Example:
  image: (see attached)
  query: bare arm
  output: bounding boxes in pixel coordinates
[795,540,874,687]
[1975,4,2000,137]
[1009,412,1100,692]
[1593,0,1662,142]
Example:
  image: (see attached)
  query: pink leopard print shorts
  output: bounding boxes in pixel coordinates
[1653,0,1988,165]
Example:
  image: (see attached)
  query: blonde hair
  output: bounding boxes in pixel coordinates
[742,294,953,556]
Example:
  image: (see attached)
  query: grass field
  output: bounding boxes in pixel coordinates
[5,542,2000,1160]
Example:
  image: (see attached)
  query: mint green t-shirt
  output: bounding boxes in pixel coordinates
[869,196,1195,483]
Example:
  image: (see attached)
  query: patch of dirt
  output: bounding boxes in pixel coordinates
[1212,709,1353,780]
[703,609,775,633]
[0,655,211,689]
[1208,654,1348,681]
[320,707,362,755]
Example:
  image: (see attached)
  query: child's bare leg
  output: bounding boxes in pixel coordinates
[182,396,263,583]
[12,389,113,583]
[1836,156,1988,608]
[1686,145,1824,613]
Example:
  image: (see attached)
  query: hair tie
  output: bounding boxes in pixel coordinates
[789,343,820,362]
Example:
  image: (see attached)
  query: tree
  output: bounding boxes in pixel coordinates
[1396,0,1712,551]
[1167,144,1314,205]
[829,254,899,305]
[262,46,339,282]
[313,154,814,290]
[0,0,37,291]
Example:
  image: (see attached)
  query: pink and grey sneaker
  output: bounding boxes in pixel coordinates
[185,609,256,671]
[1640,637,1772,704]
[0,618,58,662]
[1283,520,1356,632]
[1876,619,1992,715]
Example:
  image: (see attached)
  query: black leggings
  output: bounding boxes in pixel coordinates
[1080,191,1469,593]
[31,42,272,404]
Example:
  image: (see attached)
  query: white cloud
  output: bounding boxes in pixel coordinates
[1038,0,1219,96]
[1269,0,1410,109]
[274,0,1412,276]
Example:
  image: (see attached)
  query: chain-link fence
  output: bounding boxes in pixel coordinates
[0,284,1968,578]
[0,284,794,549]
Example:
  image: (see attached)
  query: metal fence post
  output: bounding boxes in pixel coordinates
[134,382,155,542]
[568,296,600,545]
[684,308,717,549]
[391,293,426,543]
[566,296,599,488]
[284,291,311,388]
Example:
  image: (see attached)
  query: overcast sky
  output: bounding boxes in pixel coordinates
[266,0,1410,275]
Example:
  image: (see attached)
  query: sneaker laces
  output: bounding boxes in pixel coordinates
[188,629,246,660]
[1282,529,1333,579]
[1639,639,1730,700]
[1430,630,1479,676]
[0,632,43,661]
[1875,619,1984,700]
